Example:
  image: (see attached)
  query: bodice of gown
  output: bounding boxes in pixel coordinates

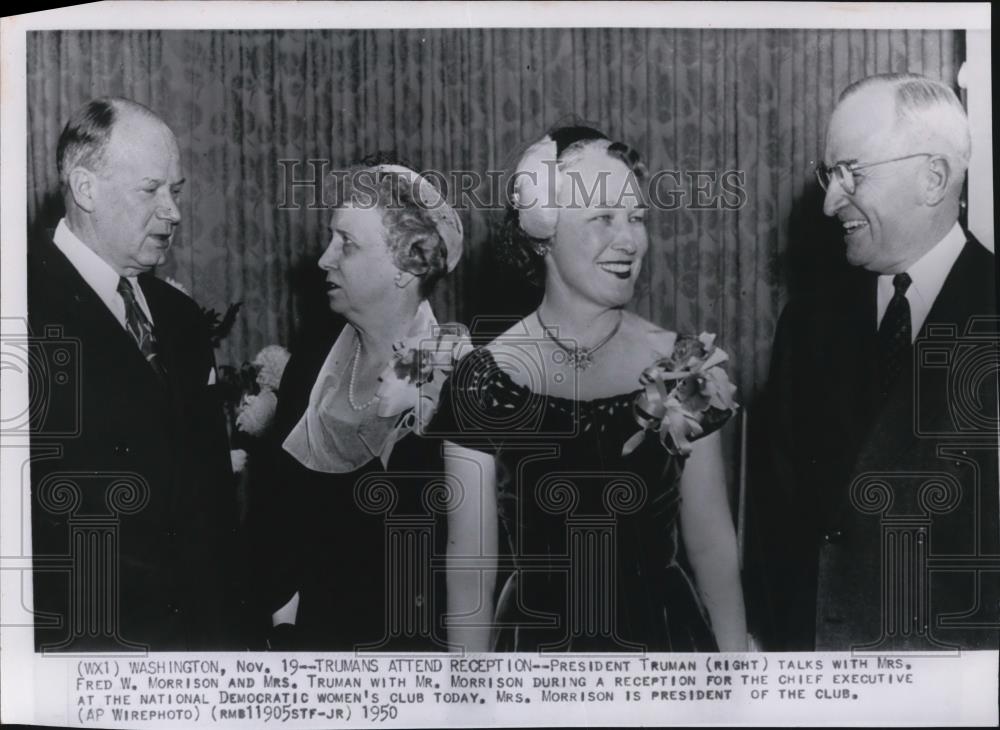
[429,346,727,651]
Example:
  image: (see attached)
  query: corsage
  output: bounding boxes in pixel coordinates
[622,333,738,457]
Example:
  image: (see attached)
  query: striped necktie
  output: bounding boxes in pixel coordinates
[876,272,912,398]
[117,277,168,383]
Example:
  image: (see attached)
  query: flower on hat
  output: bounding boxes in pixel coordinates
[512,135,562,240]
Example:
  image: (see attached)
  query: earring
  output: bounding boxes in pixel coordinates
[394,271,404,285]
[533,242,550,257]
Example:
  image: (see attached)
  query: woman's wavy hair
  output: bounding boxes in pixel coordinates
[336,152,449,298]
[495,123,648,287]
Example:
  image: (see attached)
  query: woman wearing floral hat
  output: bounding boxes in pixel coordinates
[429,126,747,652]
[258,157,468,650]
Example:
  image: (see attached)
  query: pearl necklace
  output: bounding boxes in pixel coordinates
[347,339,380,411]
[535,309,624,371]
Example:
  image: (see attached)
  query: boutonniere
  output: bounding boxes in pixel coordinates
[376,323,473,435]
[622,332,738,458]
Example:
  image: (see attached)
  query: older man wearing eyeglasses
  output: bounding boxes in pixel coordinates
[746,72,998,652]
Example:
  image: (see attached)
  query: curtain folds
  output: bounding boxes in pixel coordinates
[27,28,963,406]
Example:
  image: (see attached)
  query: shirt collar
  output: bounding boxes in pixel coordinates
[53,218,123,305]
[903,221,966,306]
[52,218,154,324]
[876,222,966,335]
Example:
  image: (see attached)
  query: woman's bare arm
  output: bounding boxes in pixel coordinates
[443,441,498,651]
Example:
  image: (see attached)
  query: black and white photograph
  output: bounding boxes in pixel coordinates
[1,2,996,726]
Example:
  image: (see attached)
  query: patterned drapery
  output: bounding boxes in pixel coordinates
[27,28,963,412]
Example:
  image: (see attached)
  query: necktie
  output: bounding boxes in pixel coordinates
[877,272,912,397]
[118,277,168,383]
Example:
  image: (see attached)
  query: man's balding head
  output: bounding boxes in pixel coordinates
[58,97,184,277]
[57,97,169,192]
[838,73,970,185]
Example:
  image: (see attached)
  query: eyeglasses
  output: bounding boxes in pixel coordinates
[815,153,937,195]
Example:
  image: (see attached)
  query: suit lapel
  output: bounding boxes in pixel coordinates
[33,236,167,391]
[920,237,994,337]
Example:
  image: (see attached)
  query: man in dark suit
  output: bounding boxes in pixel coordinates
[29,97,242,651]
[748,73,999,651]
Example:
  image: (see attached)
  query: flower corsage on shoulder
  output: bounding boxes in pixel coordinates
[375,323,473,436]
[622,333,738,458]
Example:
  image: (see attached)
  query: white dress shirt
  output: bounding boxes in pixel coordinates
[876,222,966,342]
[52,218,155,328]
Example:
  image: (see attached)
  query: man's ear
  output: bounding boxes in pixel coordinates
[922,155,952,206]
[67,167,99,213]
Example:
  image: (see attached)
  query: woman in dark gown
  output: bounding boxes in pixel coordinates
[429,126,747,652]
[258,162,465,650]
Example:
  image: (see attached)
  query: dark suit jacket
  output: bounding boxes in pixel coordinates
[28,233,243,652]
[748,233,1000,651]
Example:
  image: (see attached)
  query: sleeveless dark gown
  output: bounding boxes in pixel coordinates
[429,347,722,652]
